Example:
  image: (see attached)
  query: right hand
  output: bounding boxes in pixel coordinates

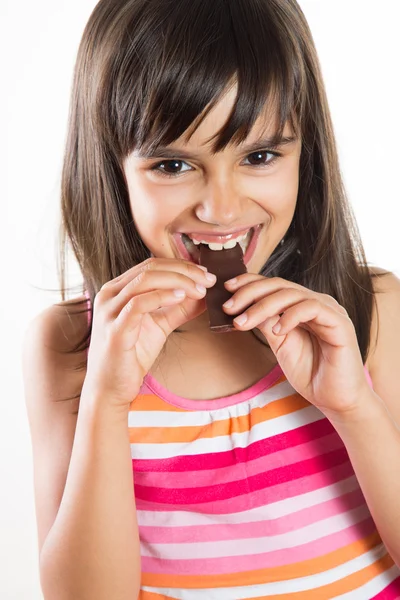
[81,258,216,411]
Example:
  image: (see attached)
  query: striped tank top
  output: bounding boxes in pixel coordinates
[84,293,400,599]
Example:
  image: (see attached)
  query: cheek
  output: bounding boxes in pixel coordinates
[125,176,188,253]
[126,174,178,228]
[277,166,299,213]
[254,167,299,217]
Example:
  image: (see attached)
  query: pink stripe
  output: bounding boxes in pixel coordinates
[134,447,349,504]
[134,432,344,489]
[141,517,377,576]
[135,460,355,514]
[132,418,335,473]
[139,487,366,544]
[371,576,400,599]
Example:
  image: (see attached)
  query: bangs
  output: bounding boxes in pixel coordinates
[99,0,306,158]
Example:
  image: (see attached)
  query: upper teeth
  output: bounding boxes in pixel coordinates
[188,229,251,251]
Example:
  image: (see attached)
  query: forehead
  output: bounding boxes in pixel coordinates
[127,73,301,163]
[184,84,287,146]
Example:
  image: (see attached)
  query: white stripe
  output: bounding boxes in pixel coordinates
[137,476,360,528]
[141,544,391,599]
[140,504,371,559]
[130,405,325,459]
[129,379,297,428]
[334,563,400,599]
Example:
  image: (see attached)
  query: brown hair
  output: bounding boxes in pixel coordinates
[55,0,388,406]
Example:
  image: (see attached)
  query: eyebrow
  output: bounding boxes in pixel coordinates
[135,135,298,160]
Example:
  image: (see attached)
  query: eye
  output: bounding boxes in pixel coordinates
[150,160,192,178]
[149,150,282,179]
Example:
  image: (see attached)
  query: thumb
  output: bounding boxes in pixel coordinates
[257,314,285,356]
[154,296,208,334]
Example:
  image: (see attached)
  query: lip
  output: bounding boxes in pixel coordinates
[178,225,255,244]
[172,224,263,267]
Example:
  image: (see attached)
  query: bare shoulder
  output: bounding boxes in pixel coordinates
[42,294,90,352]
[24,296,88,380]
[22,295,90,554]
[368,265,397,291]
[366,266,400,423]
[366,266,399,368]
[23,294,90,414]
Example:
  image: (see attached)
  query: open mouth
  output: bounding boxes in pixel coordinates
[176,225,262,266]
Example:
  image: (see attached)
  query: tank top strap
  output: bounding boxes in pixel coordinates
[84,290,91,357]
[84,289,91,316]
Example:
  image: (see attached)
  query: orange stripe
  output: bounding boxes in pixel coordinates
[129,391,309,444]
[138,549,394,600]
[130,373,286,413]
[141,532,383,588]
[129,394,184,413]
[245,552,395,600]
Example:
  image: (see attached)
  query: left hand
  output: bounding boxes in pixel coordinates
[223,274,371,417]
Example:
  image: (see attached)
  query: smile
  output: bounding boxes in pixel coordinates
[173,224,263,266]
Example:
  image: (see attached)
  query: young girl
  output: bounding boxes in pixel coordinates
[23,0,400,598]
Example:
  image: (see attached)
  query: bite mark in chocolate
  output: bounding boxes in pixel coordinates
[199,243,247,333]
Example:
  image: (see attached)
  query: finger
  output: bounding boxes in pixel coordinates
[104,258,211,292]
[273,299,354,346]
[108,269,215,318]
[114,287,190,334]
[224,273,266,289]
[223,286,307,318]
[224,275,343,314]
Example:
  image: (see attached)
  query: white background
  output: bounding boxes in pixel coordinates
[3,1,400,598]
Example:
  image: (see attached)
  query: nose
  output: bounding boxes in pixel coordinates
[194,178,246,227]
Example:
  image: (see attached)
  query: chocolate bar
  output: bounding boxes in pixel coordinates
[199,243,247,333]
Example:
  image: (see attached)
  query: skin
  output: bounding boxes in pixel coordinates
[121,87,400,562]
[123,83,302,361]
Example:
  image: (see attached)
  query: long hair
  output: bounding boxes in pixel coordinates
[56,0,388,408]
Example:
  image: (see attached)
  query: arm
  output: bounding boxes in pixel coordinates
[328,391,400,566]
[22,306,141,600]
[332,270,400,566]
[39,397,141,600]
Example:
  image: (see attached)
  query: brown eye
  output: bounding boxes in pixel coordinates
[149,149,282,179]
[245,151,280,167]
[152,160,190,176]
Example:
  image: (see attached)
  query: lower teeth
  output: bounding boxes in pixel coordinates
[182,235,196,255]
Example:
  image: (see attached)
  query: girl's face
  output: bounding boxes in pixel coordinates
[123,85,302,277]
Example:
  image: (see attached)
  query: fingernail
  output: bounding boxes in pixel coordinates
[174,289,186,298]
[273,322,281,334]
[196,284,207,293]
[205,272,217,282]
[198,265,208,272]
[225,278,237,286]
[223,298,234,308]
[234,314,248,326]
